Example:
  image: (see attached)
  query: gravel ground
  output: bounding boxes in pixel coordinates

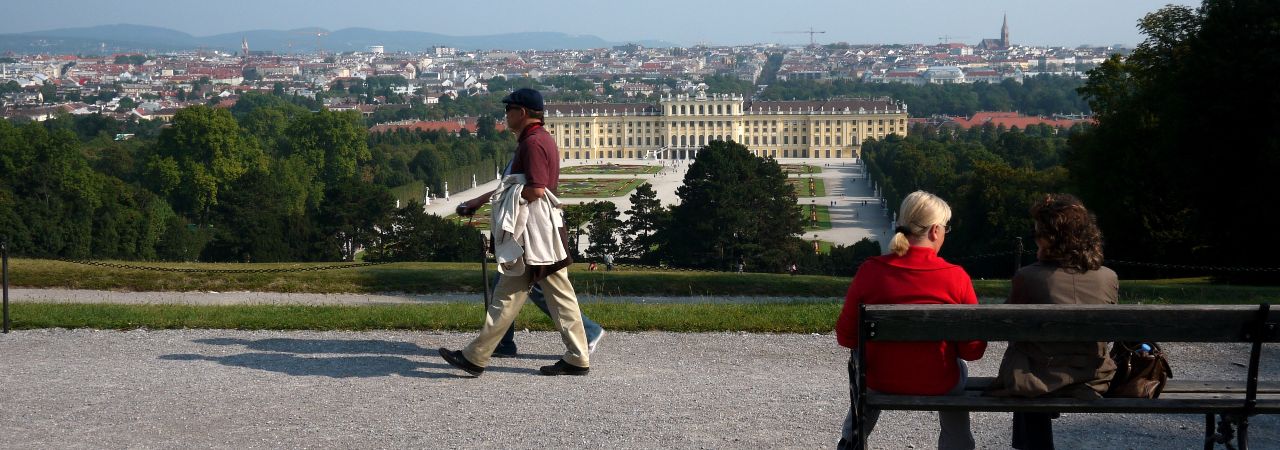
[1,329,1275,449]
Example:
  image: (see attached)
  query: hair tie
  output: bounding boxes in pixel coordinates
[894,226,912,236]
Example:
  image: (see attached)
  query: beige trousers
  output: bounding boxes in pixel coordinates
[462,267,589,368]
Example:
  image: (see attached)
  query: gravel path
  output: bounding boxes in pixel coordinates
[2,329,1275,449]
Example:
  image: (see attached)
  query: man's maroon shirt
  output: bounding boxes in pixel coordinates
[509,123,559,193]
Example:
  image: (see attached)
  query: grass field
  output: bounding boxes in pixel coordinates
[5,302,841,333]
[802,205,832,231]
[7,259,1279,304]
[6,258,1278,331]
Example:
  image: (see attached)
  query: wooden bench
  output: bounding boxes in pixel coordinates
[853,304,1278,450]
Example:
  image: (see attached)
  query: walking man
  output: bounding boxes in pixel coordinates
[440,88,591,377]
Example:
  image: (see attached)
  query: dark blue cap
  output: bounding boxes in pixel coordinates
[501,88,544,111]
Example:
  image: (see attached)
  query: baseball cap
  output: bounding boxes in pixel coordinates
[501,88,544,111]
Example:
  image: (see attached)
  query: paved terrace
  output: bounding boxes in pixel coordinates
[2,329,1274,448]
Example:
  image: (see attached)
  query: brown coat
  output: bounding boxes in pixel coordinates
[986,261,1119,399]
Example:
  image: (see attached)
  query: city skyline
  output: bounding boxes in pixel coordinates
[5,0,1199,48]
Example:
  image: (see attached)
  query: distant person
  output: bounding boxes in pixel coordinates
[986,194,1117,450]
[603,253,615,271]
[789,263,797,276]
[589,261,598,271]
[440,88,593,377]
[835,190,986,450]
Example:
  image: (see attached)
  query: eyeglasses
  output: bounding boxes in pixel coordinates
[937,223,953,234]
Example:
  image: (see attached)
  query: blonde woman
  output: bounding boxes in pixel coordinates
[835,190,986,450]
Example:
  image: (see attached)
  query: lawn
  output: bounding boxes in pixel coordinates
[6,257,1278,332]
[562,164,662,175]
[801,205,832,231]
[786,178,826,197]
[7,259,1279,305]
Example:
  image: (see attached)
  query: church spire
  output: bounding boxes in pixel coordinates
[1001,13,1010,48]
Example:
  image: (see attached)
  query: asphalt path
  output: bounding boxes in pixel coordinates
[2,329,1276,448]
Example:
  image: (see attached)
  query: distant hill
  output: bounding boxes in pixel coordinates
[0,24,677,54]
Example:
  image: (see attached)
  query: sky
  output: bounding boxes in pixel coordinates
[4,0,1202,47]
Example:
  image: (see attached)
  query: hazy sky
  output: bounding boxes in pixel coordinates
[4,0,1200,47]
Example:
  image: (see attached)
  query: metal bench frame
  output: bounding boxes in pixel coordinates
[853,303,1278,450]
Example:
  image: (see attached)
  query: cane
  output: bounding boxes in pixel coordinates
[461,204,491,309]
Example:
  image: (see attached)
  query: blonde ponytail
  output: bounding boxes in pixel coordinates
[889,230,912,256]
[889,190,952,256]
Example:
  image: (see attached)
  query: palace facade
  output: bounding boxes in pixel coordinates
[542,93,908,160]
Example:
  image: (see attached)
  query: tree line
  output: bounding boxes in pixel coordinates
[861,0,1280,283]
[759,75,1091,118]
[0,91,515,263]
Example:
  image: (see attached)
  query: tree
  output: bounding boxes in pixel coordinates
[318,179,394,260]
[284,109,370,187]
[619,183,667,260]
[584,201,622,260]
[365,202,483,262]
[659,140,803,271]
[152,105,263,219]
[476,115,497,140]
[1070,0,1280,281]
[40,82,58,103]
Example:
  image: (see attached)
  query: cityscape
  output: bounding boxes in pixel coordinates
[2,15,1104,131]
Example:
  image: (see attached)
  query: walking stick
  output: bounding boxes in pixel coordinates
[472,215,491,309]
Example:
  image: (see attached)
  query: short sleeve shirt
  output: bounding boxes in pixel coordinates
[509,123,559,193]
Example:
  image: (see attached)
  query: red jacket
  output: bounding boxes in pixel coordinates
[835,246,987,395]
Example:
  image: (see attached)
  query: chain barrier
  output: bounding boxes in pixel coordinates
[39,253,1280,276]
[51,258,394,274]
[1102,259,1280,273]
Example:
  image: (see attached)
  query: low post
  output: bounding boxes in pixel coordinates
[1014,237,1024,276]
[3,237,9,333]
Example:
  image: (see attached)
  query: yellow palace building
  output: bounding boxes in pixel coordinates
[543,93,908,161]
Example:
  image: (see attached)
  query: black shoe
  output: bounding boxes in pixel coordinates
[539,359,589,376]
[438,348,484,377]
[493,345,518,358]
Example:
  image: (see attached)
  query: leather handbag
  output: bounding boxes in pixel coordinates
[1105,341,1173,398]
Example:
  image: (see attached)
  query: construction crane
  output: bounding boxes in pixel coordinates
[937,35,970,44]
[775,27,827,46]
[291,30,330,55]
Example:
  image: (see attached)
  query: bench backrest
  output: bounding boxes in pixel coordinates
[861,304,1279,343]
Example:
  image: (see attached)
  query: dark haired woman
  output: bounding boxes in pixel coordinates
[987,194,1118,450]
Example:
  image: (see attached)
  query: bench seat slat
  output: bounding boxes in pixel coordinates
[961,377,1280,394]
[866,392,1280,414]
[863,304,1278,342]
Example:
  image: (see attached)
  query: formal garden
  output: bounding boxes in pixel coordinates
[779,164,822,175]
[562,164,663,175]
[785,177,826,197]
[557,178,647,198]
[800,204,832,231]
